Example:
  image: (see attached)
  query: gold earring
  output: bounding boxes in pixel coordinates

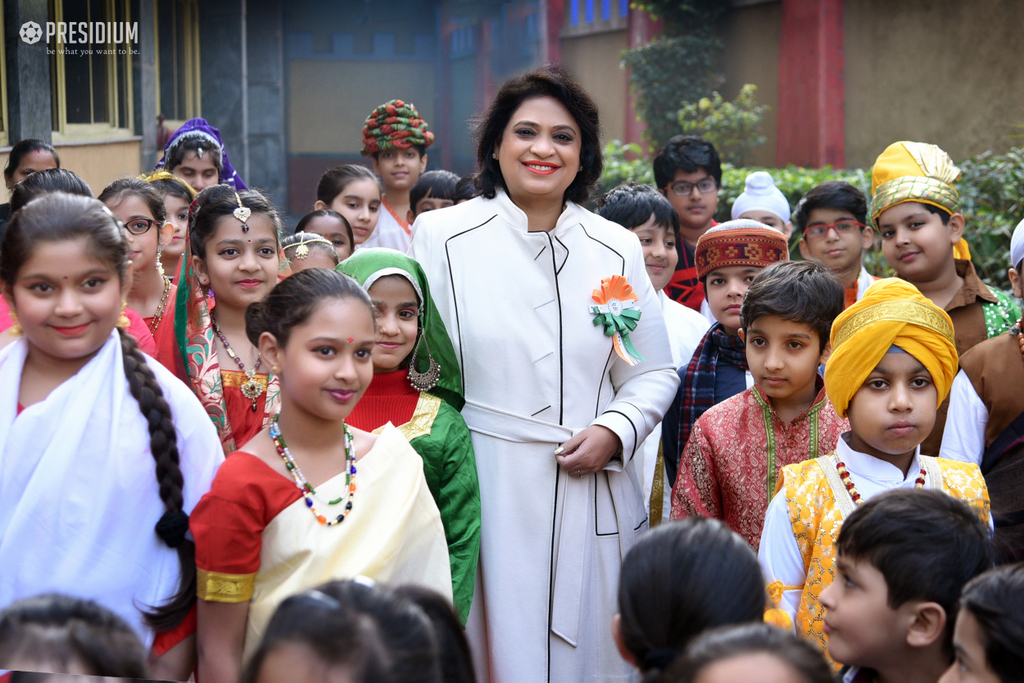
[8,310,22,337]
[117,301,131,328]
[271,365,280,374]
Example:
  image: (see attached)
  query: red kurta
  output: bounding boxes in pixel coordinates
[670,383,848,549]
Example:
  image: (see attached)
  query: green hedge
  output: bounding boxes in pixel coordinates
[598,141,1024,291]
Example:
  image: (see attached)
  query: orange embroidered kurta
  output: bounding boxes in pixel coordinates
[670,384,848,549]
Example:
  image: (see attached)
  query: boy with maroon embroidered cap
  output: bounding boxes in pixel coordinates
[661,219,788,492]
[671,260,849,550]
[360,99,434,252]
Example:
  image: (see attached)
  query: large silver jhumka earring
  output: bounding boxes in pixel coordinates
[407,330,440,392]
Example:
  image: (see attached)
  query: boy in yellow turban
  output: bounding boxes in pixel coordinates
[871,141,1020,455]
[757,279,990,663]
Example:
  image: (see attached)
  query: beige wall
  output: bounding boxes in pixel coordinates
[719,2,781,167]
[288,61,436,155]
[846,0,1024,168]
[560,30,629,144]
[0,138,141,202]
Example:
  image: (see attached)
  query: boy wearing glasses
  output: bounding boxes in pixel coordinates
[793,181,877,309]
[653,136,722,316]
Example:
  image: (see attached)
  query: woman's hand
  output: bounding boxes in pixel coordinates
[555,425,622,477]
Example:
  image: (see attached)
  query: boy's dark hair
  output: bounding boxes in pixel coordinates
[0,593,148,678]
[595,182,680,237]
[664,623,833,683]
[617,518,766,678]
[836,488,994,658]
[393,585,476,683]
[410,170,459,212]
[740,260,844,352]
[454,174,480,202]
[792,181,867,235]
[653,136,722,192]
[957,563,1024,683]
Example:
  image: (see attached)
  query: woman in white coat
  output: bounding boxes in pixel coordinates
[409,67,679,682]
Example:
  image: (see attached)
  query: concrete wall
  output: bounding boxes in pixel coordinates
[560,29,629,144]
[0,139,142,202]
[719,2,781,167]
[844,0,1024,169]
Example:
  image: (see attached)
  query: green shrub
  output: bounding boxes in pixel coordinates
[677,85,768,166]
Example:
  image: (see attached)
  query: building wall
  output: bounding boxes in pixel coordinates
[0,139,142,202]
[719,2,781,167]
[844,0,1024,169]
[560,29,629,144]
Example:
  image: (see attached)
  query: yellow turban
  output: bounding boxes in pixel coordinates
[869,141,970,260]
[824,278,958,418]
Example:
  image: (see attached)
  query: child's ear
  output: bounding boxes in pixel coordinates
[1009,266,1023,298]
[418,154,428,174]
[797,237,812,260]
[904,601,947,650]
[783,221,794,241]
[738,328,746,344]
[259,331,283,376]
[159,221,175,246]
[191,253,209,286]
[611,614,637,667]
[818,341,832,366]
[313,200,327,211]
[407,210,415,224]
[948,213,965,245]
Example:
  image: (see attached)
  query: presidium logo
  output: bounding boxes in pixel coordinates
[20,20,138,53]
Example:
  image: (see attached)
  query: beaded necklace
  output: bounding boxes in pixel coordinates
[211,317,264,411]
[269,414,357,526]
[147,276,172,336]
[836,457,926,505]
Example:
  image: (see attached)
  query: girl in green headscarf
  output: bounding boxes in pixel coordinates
[338,248,480,623]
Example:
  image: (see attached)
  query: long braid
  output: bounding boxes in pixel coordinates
[118,329,196,631]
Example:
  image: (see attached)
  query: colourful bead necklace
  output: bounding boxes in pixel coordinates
[269,414,356,526]
[836,457,926,505]
[211,317,264,411]
[147,275,172,336]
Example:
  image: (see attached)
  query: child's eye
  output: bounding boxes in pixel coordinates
[709,278,724,286]
[369,205,380,213]
[638,237,652,245]
[332,239,347,246]
[750,337,766,346]
[177,211,189,220]
[355,348,372,359]
[909,221,924,229]
[29,282,54,293]
[83,277,107,289]
[665,241,675,249]
[220,248,239,256]
[398,309,417,319]
[867,379,888,389]
[315,346,336,357]
[788,341,804,349]
[910,377,932,388]
[745,276,756,283]
[881,229,895,239]
[259,247,276,256]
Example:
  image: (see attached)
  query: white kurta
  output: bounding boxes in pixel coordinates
[411,191,679,682]
[0,333,223,646]
[939,369,987,467]
[357,199,412,252]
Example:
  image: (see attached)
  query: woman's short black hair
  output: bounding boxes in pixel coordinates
[475,65,602,206]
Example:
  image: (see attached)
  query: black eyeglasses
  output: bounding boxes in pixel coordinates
[122,217,158,235]
[669,177,718,196]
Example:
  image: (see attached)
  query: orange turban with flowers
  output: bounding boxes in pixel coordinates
[869,141,970,260]
[824,278,958,418]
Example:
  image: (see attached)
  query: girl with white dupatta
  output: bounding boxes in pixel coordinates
[410,67,679,682]
[190,269,451,683]
[0,193,223,680]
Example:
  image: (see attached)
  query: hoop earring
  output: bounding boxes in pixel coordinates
[407,330,440,392]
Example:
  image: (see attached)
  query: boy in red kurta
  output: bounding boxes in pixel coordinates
[671,260,848,549]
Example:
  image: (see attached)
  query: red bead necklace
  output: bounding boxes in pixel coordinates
[835,458,926,505]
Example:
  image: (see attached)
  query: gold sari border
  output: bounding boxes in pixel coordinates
[197,568,256,603]
[833,299,955,351]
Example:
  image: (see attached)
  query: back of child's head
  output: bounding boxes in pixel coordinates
[98,177,168,224]
[596,182,680,235]
[189,184,281,258]
[740,260,844,351]
[295,209,352,240]
[243,579,442,683]
[663,623,834,683]
[836,488,993,656]
[281,232,341,268]
[653,136,722,191]
[142,168,196,204]
[791,181,867,235]
[0,593,148,677]
[410,170,459,210]
[956,564,1024,682]
[245,268,372,348]
[392,585,476,683]
[2,193,200,633]
[694,219,789,283]
[454,174,480,203]
[617,518,766,677]
[316,164,382,207]
[9,169,91,214]
[3,140,60,185]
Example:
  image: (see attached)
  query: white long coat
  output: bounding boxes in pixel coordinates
[410,191,679,682]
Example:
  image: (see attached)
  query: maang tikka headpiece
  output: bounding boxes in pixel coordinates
[233,191,251,232]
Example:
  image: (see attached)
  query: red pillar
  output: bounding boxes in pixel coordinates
[625,7,661,147]
[776,0,845,168]
[544,0,563,64]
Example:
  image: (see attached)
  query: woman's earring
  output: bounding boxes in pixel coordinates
[156,244,166,278]
[492,151,497,160]
[407,330,440,392]
[8,310,22,337]
[117,301,131,328]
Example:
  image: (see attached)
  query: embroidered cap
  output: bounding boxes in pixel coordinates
[694,219,789,281]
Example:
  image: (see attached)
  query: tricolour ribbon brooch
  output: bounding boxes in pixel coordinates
[590,275,645,367]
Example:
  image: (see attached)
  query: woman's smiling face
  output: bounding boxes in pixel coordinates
[495,96,582,205]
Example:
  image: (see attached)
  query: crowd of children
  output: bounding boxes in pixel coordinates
[1,65,1024,683]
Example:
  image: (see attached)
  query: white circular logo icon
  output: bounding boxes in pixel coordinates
[20,21,43,45]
